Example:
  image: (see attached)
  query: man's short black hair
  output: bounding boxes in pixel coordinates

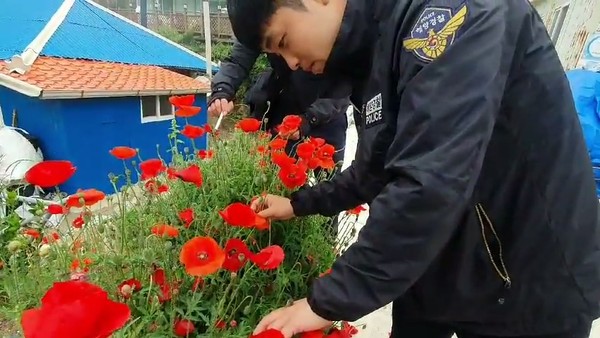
[227,0,305,51]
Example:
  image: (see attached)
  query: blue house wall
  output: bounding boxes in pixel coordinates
[0,87,207,195]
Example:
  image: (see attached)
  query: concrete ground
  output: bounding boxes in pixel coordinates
[337,108,600,338]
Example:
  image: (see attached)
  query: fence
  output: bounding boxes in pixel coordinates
[114,9,234,41]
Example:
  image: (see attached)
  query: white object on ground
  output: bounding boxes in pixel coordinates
[0,126,43,184]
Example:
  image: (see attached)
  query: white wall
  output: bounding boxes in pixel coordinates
[532,0,600,69]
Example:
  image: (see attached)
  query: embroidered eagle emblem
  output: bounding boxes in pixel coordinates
[403,5,468,62]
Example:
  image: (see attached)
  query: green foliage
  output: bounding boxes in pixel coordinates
[0,125,350,337]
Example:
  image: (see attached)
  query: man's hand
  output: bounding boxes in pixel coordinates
[207,98,235,116]
[253,299,332,338]
[250,194,295,221]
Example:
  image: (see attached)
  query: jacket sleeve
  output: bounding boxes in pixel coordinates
[290,155,387,217]
[299,97,351,137]
[307,2,512,321]
[210,39,260,104]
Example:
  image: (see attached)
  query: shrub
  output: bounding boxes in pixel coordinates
[0,96,361,337]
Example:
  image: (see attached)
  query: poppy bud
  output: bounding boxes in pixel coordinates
[7,240,22,253]
[39,244,52,257]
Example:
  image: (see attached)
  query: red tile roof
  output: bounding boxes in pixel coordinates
[0,56,209,99]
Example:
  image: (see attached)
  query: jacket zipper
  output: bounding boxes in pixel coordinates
[475,203,512,289]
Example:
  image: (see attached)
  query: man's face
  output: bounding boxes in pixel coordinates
[261,0,346,74]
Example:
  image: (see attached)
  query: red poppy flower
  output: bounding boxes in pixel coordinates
[327,322,359,338]
[172,165,203,187]
[282,115,303,129]
[109,146,137,160]
[250,245,285,270]
[269,138,287,150]
[24,160,76,188]
[255,215,270,231]
[203,123,213,133]
[197,149,214,159]
[178,208,194,228]
[316,144,336,169]
[219,203,256,228]
[236,118,261,133]
[278,115,303,136]
[145,180,169,194]
[118,278,142,299]
[222,238,253,272]
[181,125,205,139]
[309,137,326,147]
[271,152,295,169]
[139,159,166,179]
[42,232,60,244]
[151,267,175,303]
[65,189,106,208]
[169,95,195,108]
[70,258,93,273]
[347,205,366,215]
[215,319,227,329]
[250,328,285,338]
[296,142,316,160]
[179,236,226,277]
[72,214,85,229]
[151,224,179,238]
[47,204,66,215]
[21,281,131,338]
[174,319,196,336]
[22,228,40,239]
[278,164,308,189]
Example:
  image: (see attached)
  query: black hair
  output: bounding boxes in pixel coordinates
[227,0,306,51]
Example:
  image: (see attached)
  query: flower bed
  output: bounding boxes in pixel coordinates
[0,96,361,337]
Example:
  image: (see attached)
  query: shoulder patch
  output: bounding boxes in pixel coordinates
[403,4,468,63]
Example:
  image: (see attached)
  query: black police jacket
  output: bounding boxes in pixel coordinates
[290,0,600,335]
[210,40,351,140]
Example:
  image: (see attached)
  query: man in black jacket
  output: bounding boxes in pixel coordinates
[208,39,351,164]
[227,0,600,337]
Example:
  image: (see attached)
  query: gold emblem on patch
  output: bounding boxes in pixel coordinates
[403,5,468,62]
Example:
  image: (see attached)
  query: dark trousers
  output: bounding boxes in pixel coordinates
[390,318,592,338]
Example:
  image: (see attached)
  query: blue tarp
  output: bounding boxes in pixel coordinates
[566,69,600,196]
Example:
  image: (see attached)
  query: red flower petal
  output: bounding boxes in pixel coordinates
[109,146,137,160]
[236,118,261,133]
[24,160,76,188]
[179,236,226,277]
[174,319,196,336]
[222,238,253,272]
[22,281,130,338]
[169,95,195,108]
[181,125,205,139]
[219,202,257,228]
[251,245,285,270]
[250,328,285,338]
[139,159,166,179]
[172,165,203,187]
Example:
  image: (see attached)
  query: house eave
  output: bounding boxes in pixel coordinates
[0,73,42,97]
[39,88,210,99]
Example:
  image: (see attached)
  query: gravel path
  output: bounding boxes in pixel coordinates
[338,108,600,338]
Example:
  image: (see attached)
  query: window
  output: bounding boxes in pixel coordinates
[141,96,174,123]
[548,3,569,44]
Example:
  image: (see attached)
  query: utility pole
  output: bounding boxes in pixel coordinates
[140,0,148,27]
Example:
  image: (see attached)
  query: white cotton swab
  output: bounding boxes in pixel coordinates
[214,112,225,130]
